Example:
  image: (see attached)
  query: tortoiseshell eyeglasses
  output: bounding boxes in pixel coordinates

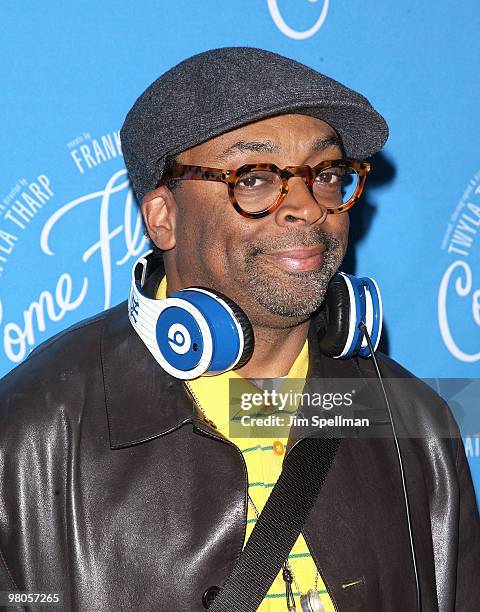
[163,158,370,219]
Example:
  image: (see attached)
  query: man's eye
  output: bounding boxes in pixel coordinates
[238,175,265,188]
[315,170,342,185]
[240,176,259,188]
[237,172,276,189]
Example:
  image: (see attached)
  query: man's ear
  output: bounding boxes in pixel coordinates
[141,185,177,251]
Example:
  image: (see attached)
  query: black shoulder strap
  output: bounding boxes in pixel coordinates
[208,436,341,612]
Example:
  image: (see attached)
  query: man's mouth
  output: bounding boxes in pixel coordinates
[261,246,326,272]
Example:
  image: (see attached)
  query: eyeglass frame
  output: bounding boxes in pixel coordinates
[161,158,371,219]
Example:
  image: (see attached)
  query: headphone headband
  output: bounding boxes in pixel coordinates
[128,251,382,379]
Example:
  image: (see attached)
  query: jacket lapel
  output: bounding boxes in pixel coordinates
[101,300,198,449]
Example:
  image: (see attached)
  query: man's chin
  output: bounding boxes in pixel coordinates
[239,249,342,319]
[243,275,330,319]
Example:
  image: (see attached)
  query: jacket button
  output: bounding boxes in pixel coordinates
[202,585,220,608]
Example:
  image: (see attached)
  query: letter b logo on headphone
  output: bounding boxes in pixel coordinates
[156,305,207,374]
[167,323,191,354]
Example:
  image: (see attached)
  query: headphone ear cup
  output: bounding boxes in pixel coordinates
[152,286,253,379]
[357,277,383,357]
[129,251,254,379]
[319,273,352,358]
[198,288,254,369]
[319,272,382,360]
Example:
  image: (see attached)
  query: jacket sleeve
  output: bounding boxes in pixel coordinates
[0,355,72,608]
[0,546,18,590]
[0,554,24,612]
[0,383,31,612]
[454,434,480,610]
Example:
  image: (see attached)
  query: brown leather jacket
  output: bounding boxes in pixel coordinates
[1,273,479,611]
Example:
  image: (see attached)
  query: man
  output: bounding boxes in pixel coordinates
[0,47,478,612]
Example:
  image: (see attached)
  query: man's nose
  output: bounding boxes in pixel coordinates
[274,177,328,226]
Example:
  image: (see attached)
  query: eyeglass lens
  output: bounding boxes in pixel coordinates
[233,165,359,213]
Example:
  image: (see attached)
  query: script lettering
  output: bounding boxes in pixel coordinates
[438,260,480,362]
[0,273,88,362]
[40,169,146,310]
[267,0,329,40]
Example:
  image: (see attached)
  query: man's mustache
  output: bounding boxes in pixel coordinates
[246,228,340,256]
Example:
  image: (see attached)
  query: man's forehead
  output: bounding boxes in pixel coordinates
[214,135,342,162]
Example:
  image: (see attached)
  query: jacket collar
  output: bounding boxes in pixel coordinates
[102,255,377,450]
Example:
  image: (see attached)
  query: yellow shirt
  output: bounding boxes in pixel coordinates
[156,278,334,611]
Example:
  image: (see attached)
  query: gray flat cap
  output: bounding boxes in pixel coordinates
[121,47,388,204]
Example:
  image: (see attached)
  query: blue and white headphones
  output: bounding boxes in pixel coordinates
[128,251,382,380]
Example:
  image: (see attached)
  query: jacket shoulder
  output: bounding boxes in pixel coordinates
[365,351,421,378]
[356,351,462,442]
[1,308,106,391]
[0,302,126,430]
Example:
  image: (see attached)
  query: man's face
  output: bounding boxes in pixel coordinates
[156,114,349,328]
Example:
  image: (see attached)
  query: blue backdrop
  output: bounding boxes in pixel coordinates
[1,1,479,498]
